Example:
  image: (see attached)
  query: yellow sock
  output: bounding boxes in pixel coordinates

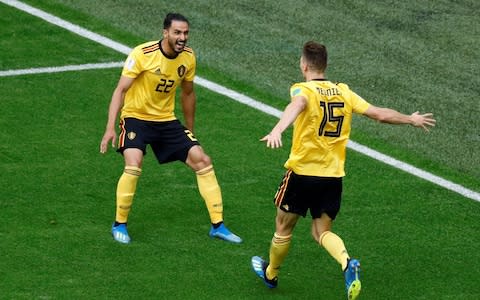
[196,165,223,224]
[266,233,292,280]
[115,166,141,223]
[319,231,350,270]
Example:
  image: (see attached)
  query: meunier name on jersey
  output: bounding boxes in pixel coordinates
[315,87,341,96]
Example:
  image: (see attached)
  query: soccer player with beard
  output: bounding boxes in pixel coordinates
[100,13,242,244]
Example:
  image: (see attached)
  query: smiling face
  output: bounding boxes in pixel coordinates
[163,20,189,55]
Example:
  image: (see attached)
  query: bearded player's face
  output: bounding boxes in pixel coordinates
[164,20,189,54]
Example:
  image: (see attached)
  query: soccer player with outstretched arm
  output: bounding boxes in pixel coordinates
[251,41,435,299]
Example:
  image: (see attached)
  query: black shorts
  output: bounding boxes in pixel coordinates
[273,169,343,219]
[117,118,200,163]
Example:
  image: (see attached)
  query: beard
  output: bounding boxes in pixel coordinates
[168,37,186,53]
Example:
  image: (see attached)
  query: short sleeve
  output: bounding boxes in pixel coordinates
[184,51,196,82]
[121,48,142,79]
[350,91,370,114]
[337,83,370,114]
[290,83,309,100]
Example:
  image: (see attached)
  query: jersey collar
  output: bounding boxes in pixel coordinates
[159,39,179,59]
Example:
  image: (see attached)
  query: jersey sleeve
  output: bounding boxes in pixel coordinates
[183,49,196,82]
[350,91,371,114]
[337,83,370,114]
[290,83,310,100]
[121,47,143,79]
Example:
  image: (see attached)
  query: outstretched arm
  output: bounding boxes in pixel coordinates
[100,75,134,153]
[363,105,436,132]
[260,96,307,148]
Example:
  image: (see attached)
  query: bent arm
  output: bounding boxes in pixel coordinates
[261,96,307,148]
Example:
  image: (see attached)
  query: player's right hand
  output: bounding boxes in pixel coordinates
[100,129,116,153]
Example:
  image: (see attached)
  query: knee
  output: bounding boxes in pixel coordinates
[187,147,212,171]
[200,154,212,167]
[193,154,212,171]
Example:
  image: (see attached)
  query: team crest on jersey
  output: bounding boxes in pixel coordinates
[127,131,136,140]
[177,65,186,77]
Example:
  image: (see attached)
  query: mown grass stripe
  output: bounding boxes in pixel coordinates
[2,0,478,202]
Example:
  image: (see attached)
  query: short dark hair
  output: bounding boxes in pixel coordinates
[163,13,189,29]
[302,41,327,72]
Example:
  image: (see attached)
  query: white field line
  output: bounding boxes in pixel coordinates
[0,62,124,77]
[2,0,479,202]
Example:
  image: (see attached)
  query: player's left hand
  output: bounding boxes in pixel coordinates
[410,111,436,132]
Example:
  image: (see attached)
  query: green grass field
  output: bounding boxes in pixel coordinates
[1,1,479,299]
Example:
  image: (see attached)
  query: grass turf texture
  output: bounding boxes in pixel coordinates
[1,1,479,299]
[25,0,480,185]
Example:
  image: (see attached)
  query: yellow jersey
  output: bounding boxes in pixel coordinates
[284,79,371,177]
[120,40,196,121]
